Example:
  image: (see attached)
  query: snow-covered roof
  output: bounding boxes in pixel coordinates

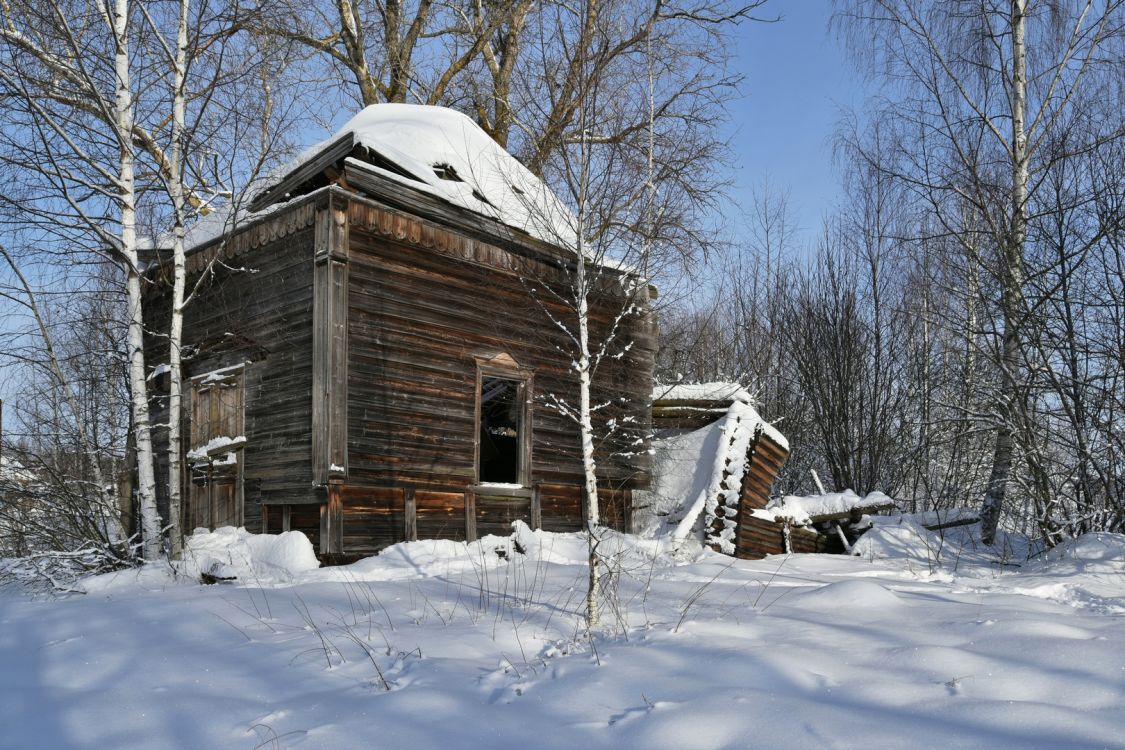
[260,104,577,248]
[652,381,746,403]
[757,490,897,526]
[0,455,36,484]
[651,385,788,450]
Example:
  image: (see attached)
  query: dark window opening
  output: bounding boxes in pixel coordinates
[479,376,521,484]
[433,162,462,182]
[359,145,425,183]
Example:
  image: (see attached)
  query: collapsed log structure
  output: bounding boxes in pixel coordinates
[645,383,812,558]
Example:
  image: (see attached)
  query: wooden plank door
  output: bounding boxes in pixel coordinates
[187,369,245,531]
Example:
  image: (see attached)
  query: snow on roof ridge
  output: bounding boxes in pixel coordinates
[273,104,578,249]
[653,382,787,450]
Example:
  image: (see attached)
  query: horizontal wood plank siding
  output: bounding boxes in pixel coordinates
[339,196,654,553]
[145,218,318,540]
[149,186,657,558]
[340,486,404,554]
[475,493,532,538]
[415,490,466,542]
[538,484,583,533]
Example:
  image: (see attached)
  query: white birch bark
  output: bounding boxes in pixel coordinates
[113,0,162,560]
[574,125,601,629]
[980,0,1029,546]
[165,0,190,559]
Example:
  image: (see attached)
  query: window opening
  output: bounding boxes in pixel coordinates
[479,376,521,484]
[360,146,424,183]
[433,162,462,182]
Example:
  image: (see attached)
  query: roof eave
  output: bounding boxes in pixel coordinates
[248,133,357,213]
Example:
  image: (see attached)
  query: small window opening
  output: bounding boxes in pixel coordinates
[360,146,425,183]
[433,162,462,182]
[479,376,521,484]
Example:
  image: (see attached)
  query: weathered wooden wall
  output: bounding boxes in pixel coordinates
[335,195,652,555]
[145,200,320,537]
[651,399,731,432]
[148,186,654,558]
[732,433,822,557]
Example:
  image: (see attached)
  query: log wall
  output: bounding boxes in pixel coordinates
[733,432,824,557]
[145,200,319,538]
[148,187,655,558]
[336,195,652,554]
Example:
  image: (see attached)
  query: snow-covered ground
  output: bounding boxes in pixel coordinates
[3,525,1124,749]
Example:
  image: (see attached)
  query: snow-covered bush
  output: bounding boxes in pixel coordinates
[0,452,135,592]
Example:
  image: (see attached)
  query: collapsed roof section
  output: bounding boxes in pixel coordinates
[651,382,788,449]
[250,104,578,250]
[637,386,792,556]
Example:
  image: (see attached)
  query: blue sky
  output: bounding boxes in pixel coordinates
[723,1,865,251]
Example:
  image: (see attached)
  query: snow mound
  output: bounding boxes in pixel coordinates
[182,526,320,583]
[312,522,682,584]
[851,517,944,563]
[633,418,726,537]
[1041,533,1125,573]
[795,579,903,609]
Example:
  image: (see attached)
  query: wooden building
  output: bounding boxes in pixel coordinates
[145,105,654,559]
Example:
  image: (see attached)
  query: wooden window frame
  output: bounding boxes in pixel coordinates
[473,358,533,488]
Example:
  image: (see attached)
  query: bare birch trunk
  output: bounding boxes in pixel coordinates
[980,0,1029,546]
[165,0,190,559]
[574,125,601,629]
[113,0,162,560]
[578,278,601,629]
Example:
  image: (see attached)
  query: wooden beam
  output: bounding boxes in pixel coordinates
[404,487,418,541]
[320,483,343,555]
[530,484,542,530]
[803,502,898,525]
[465,487,477,542]
[312,199,350,487]
[249,135,355,212]
[923,515,980,532]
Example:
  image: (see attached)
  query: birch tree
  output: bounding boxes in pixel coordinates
[516,0,691,627]
[0,0,165,559]
[0,249,136,575]
[1,0,293,559]
[139,0,297,558]
[836,0,1125,543]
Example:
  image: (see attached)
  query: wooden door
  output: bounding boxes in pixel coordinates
[187,369,245,531]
